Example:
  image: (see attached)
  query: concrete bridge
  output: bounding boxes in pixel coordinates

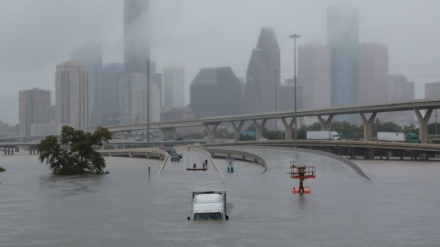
[106,99,440,144]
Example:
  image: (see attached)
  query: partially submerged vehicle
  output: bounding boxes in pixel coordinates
[170,153,180,161]
[188,181,229,221]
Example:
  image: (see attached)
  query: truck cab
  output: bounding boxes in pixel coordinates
[188,181,229,221]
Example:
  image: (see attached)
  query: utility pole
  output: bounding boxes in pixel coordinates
[290,34,301,148]
[147,59,150,147]
[274,69,277,138]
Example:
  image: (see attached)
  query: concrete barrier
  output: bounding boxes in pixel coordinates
[201,147,267,174]
[97,148,167,160]
[193,148,224,177]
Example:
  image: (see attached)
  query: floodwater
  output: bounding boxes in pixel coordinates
[1,146,440,247]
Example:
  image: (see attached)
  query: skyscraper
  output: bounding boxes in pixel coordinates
[425,82,440,99]
[119,73,160,124]
[298,42,330,110]
[358,43,389,105]
[101,63,124,125]
[327,5,359,108]
[386,74,415,125]
[163,66,185,109]
[425,81,440,125]
[124,0,150,74]
[19,88,51,136]
[190,67,242,118]
[243,27,280,115]
[55,61,89,130]
[388,74,414,102]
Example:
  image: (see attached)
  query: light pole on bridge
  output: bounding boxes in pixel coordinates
[290,33,300,148]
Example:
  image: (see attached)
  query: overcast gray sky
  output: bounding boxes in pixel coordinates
[1,0,439,124]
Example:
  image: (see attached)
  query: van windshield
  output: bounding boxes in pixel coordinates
[194,212,222,221]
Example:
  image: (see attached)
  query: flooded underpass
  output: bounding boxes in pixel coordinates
[1,146,440,246]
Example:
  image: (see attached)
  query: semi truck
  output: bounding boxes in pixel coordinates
[187,181,229,221]
[377,132,420,143]
[306,131,341,140]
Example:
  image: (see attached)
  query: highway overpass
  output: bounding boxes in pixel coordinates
[106,99,440,144]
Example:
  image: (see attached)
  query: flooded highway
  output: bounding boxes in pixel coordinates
[1,146,440,246]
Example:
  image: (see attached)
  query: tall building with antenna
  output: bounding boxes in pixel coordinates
[122,0,160,124]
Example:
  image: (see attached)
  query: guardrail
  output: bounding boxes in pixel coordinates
[201,147,267,174]
[97,148,167,160]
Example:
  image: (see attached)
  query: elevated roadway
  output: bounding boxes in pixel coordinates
[95,138,440,161]
[204,140,440,161]
[105,99,440,144]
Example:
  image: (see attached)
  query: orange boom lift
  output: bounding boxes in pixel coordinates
[289,161,316,195]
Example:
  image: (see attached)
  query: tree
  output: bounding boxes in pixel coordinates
[38,126,112,175]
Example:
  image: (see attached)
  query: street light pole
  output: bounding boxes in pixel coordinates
[147,59,150,147]
[274,69,277,138]
[290,34,300,148]
[436,94,438,135]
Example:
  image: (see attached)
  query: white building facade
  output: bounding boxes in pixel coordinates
[119,73,160,124]
[55,61,89,130]
[163,66,185,109]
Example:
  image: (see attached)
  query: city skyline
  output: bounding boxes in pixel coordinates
[1,0,440,124]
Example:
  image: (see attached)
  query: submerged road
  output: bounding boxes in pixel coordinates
[1,146,440,246]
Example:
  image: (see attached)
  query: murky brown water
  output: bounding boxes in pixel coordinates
[1,147,440,246]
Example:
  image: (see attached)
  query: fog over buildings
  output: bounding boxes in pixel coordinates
[1,0,440,127]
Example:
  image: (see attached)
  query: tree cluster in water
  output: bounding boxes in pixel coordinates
[38,126,112,175]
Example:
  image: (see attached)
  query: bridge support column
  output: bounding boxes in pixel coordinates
[317,115,334,130]
[171,128,177,140]
[120,131,132,141]
[30,146,38,155]
[4,146,13,155]
[410,152,417,160]
[231,121,244,141]
[414,108,433,144]
[252,119,267,140]
[160,129,166,141]
[350,147,356,159]
[160,128,176,141]
[281,117,294,140]
[365,149,375,160]
[380,150,390,160]
[359,112,377,141]
[204,123,220,144]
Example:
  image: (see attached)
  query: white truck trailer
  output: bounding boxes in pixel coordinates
[377,132,420,143]
[187,181,229,221]
[306,131,340,140]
